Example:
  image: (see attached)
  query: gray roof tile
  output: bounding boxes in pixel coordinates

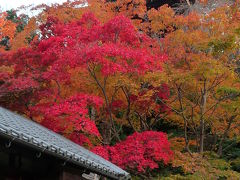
[0,107,130,180]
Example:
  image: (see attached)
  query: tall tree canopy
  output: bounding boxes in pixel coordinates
[1,0,240,178]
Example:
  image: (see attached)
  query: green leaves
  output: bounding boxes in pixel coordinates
[208,35,236,56]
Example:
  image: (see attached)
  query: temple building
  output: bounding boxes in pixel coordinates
[0,107,130,180]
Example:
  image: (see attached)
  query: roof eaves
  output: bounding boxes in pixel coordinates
[0,107,131,180]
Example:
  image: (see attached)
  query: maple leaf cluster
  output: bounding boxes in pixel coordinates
[0,13,171,173]
[92,131,173,173]
[2,0,240,177]
[37,12,163,78]
[30,94,103,137]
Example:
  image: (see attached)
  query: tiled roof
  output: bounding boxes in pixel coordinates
[0,107,130,180]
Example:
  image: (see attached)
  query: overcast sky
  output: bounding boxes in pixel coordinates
[0,0,70,11]
[0,0,87,17]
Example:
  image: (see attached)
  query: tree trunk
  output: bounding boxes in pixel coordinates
[199,119,205,153]
[217,115,236,156]
[122,87,137,132]
[176,85,192,155]
[217,139,223,156]
[184,119,192,155]
[88,67,120,142]
[199,80,207,154]
[211,133,218,152]
[99,122,112,144]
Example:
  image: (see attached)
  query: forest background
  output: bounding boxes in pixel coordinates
[1,0,240,179]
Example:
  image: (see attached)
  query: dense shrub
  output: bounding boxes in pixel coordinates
[92,131,173,175]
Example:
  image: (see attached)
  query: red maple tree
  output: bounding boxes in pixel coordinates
[92,131,173,174]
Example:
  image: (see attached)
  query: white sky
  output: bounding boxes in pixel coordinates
[0,0,87,17]
[0,0,69,11]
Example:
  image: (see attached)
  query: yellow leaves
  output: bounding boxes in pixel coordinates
[109,0,146,18]
[63,67,97,97]
[148,5,175,35]
[130,0,146,18]
[161,6,239,90]
[39,2,86,23]
[0,65,13,74]
[169,137,196,152]
[87,0,114,23]
[39,0,114,24]
[105,0,146,28]
[203,5,240,41]
[172,151,233,177]
[11,17,38,50]
[190,55,217,78]
[0,12,16,40]
[183,12,202,30]
[171,145,209,174]
[142,72,164,87]
[166,29,209,51]
[56,6,84,22]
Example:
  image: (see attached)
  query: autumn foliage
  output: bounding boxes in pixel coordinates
[92,131,173,174]
[31,94,103,139]
[0,12,16,40]
[1,0,240,178]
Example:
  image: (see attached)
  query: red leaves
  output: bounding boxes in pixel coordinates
[0,48,43,95]
[0,13,173,173]
[5,76,39,92]
[92,131,173,173]
[38,12,165,78]
[0,12,166,140]
[101,15,139,45]
[132,83,171,114]
[69,132,93,148]
[39,16,62,39]
[77,12,100,29]
[31,94,103,137]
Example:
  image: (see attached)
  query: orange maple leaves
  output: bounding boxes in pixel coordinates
[0,12,16,40]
